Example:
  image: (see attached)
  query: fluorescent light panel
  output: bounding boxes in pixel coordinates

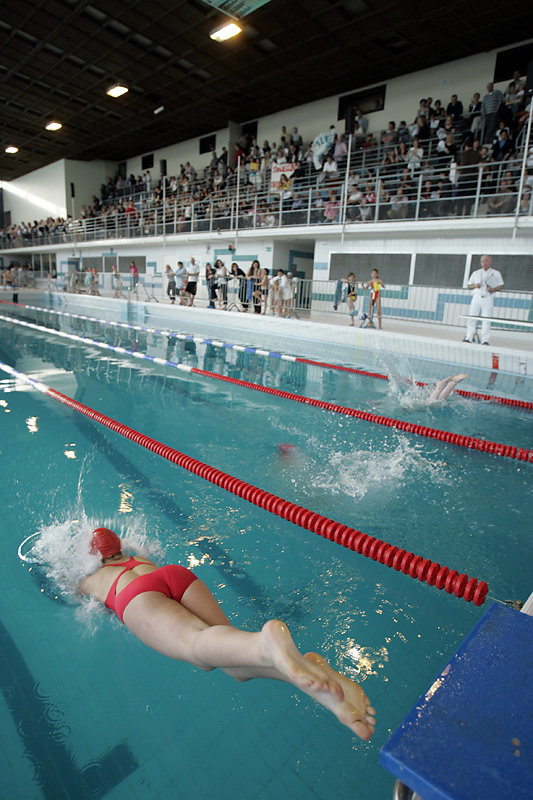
[210,22,242,42]
[107,83,128,97]
[5,146,18,153]
[45,121,62,131]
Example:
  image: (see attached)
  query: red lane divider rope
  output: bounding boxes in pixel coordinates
[191,368,532,463]
[46,389,490,605]
[0,358,486,605]
[1,297,531,412]
[1,304,530,462]
[296,358,533,411]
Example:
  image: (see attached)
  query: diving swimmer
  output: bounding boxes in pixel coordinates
[79,527,376,739]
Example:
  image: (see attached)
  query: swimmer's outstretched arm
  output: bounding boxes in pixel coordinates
[121,580,376,740]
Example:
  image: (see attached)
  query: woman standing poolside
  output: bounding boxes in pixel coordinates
[229,262,246,309]
[214,259,228,310]
[260,268,270,314]
[79,527,375,740]
[251,260,262,314]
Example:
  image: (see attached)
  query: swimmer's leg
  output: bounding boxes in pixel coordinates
[123,594,374,739]
[179,579,232,626]
[376,296,382,329]
[124,594,337,692]
[432,373,468,401]
[429,377,452,402]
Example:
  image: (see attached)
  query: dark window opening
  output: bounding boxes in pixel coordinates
[338,85,386,133]
[141,153,154,170]
[241,120,258,139]
[200,134,216,154]
[494,43,533,83]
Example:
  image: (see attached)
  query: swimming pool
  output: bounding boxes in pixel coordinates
[0,301,531,800]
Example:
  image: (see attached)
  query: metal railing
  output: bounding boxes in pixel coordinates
[1,127,532,252]
[38,272,533,333]
[286,279,532,331]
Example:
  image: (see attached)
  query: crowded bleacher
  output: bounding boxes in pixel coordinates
[1,72,532,250]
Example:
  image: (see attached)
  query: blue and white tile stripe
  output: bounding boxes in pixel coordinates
[0,313,196,374]
[19,303,298,363]
[0,360,49,394]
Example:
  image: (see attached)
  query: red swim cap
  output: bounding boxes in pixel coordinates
[90,527,121,559]
[278,443,297,455]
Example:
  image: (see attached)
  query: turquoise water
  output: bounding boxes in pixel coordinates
[0,307,531,800]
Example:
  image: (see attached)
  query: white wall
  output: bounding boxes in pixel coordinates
[125,126,229,180]
[313,226,533,280]
[64,159,116,216]
[252,38,533,145]
[370,51,502,133]
[1,161,67,224]
[2,158,120,222]
[272,240,314,277]
[256,96,338,149]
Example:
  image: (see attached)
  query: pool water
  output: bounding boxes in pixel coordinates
[0,307,531,800]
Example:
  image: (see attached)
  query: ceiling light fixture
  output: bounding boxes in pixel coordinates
[210,22,242,42]
[153,105,165,115]
[45,121,62,131]
[107,83,128,98]
[5,146,19,154]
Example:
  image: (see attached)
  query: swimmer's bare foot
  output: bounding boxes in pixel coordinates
[440,374,468,385]
[261,620,343,700]
[304,652,376,740]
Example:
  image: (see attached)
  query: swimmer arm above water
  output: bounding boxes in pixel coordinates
[79,528,376,740]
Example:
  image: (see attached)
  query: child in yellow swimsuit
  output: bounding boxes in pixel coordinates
[365,269,385,329]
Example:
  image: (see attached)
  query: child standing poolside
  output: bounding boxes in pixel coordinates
[345,272,359,326]
[365,269,385,329]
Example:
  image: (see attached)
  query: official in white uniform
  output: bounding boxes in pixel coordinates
[463,255,504,345]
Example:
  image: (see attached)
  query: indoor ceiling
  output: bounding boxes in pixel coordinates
[1,0,532,180]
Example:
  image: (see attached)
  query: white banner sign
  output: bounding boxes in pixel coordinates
[311,131,335,170]
[270,163,296,192]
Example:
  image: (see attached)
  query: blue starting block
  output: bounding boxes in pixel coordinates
[380,602,533,800]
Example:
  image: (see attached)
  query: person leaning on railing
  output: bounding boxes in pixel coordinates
[229,262,246,309]
[487,179,516,216]
[387,188,409,219]
[491,129,514,162]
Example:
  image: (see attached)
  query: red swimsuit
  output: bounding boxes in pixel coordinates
[104,557,197,623]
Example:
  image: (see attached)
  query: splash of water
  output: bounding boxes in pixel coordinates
[378,356,470,412]
[310,438,450,499]
[379,353,416,392]
[393,382,434,411]
[19,512,165,605]
[376,353,433,410]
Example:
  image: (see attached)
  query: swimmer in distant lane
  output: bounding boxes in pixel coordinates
[428,374,468,403]
[79,527,376,740]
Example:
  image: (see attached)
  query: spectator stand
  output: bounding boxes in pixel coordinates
[1,84,532,250]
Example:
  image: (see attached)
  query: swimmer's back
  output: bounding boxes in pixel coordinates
[79,555,156,602]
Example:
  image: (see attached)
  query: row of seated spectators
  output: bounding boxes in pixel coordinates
[1,73,531,246]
